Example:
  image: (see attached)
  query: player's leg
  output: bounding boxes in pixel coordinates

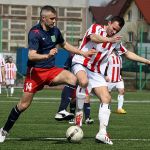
[5,79,10,97]
[69,97,76,124]
[0,92,34,143]
[84,95,94,124]
[72,64,88,126]
[52,69,77,121]
[10,79,15,96]
[0,67,44,143]
[55,85,76,121]
[94,86,113,145]
[88,72,113,145]
[116,80,126,114]
[0,83,1,94]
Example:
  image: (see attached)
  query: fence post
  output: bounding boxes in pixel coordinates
[139,25,143,90]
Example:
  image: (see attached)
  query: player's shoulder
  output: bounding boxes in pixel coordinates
[29,23,41,35]
[90,23,104,29]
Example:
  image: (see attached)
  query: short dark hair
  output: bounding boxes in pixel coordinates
[40,5,56,17]
[111,16,125,28]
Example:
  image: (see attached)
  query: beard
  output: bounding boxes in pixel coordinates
[45,22,54,29]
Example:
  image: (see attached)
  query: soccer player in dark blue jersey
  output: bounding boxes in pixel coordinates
[0,5,96,143]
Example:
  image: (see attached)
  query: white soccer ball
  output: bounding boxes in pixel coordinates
[66,126,84,143]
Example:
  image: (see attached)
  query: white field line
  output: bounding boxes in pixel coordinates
[6,137,150,141]
[0,97,150,103]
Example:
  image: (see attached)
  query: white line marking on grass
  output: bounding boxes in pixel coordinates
[6,137,150,141]
[112,139,150,141]
[1,97,150,104]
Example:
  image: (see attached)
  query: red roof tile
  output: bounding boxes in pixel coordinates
[90,0,131,25]
[135,0,150,24]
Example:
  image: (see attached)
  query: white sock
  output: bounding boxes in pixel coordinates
[76,86,86,111]
[11,87,14,95]
[0,84,1,94]
[99,103,111,135]
[117,95,124,109]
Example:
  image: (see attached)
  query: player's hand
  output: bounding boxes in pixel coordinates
[48,48,58,58]
[81,49,96,58]
[108,35,122,43]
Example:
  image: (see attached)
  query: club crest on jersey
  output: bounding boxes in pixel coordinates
[51,35,56,42]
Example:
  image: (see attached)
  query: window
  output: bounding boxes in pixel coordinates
[11,5,26,16]
[138,10,143,20]
[2,30,8,39]
[3,19,9,28]
[0,5,2,14]
[58,8,65,17]
[57,21,64,31]
[3,5,9,15]
[10,46,18,52]
[128,32,133,42]
[127,10,132,21]
[2,42,8,51]
[32,6,40,16]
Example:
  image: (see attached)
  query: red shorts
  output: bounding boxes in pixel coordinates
[24,67,64,93]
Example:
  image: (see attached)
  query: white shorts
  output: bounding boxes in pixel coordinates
[107,80,124,92]
[72,64,107,93]
[6,79,15,85]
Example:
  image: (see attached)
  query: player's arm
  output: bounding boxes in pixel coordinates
[28,48,58,61]
[124,51,150,65]
[1,66,5,83]
[90,34,122,44]
[60,41,96,58]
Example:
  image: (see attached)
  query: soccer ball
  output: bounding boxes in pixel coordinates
[66,126,84,143]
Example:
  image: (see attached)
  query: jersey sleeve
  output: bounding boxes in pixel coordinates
[56,28,65,44]
[28,30,40,50]
[115,42,128,55]
[86,24,104,37]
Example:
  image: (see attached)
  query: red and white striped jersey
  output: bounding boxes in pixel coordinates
[107,52,122,82]
[0,57,5,82]
[5,63,17,79]
[72,24,127,74]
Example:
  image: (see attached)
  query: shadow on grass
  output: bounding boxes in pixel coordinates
[6,136,94,144]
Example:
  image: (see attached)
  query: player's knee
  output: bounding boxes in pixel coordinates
[68,74,77,85]
[119,89,125,95]
[101,94,111,103]
[18,102,30,111]
[79,79,88,88]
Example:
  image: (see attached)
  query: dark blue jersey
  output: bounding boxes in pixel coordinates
[27,23,65,68]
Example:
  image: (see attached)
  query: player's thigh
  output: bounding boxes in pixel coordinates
[93,86,111,103]
[72,64,88,87]
[52,69,77,85]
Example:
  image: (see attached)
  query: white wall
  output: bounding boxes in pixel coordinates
[0,0,88,7]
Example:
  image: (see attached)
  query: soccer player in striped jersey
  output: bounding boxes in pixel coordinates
[5,57,17,97]
[0,55,5,94]
[72,16,150,145]
[105,50,126,114]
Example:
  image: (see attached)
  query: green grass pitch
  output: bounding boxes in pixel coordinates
[0,88,150,150]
